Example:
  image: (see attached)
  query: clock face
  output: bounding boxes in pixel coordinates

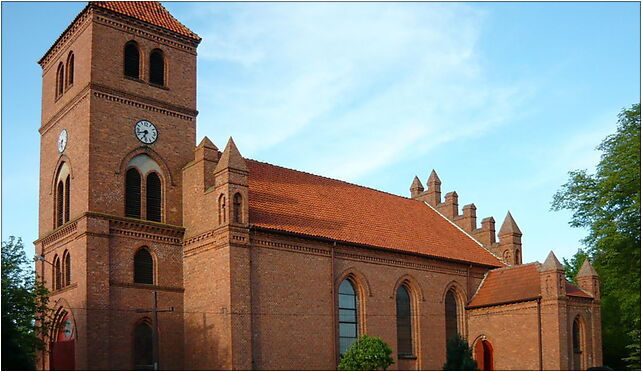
[135,120,158,144]
[57,129,68,153]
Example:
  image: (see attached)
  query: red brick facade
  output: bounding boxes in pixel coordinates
[35,2,602,370]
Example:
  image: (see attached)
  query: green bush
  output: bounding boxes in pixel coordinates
[443,333,478,370]
[338,335,394,370]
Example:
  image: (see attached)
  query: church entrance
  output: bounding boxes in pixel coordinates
[474,339,493,371]
[50,312,75,370]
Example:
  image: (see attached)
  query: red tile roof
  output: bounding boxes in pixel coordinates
[467,263,593,308]
[91,1,200,40]
[246,160,504,267]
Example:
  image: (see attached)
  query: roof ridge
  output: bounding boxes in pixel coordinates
[488,261,539,273]
[468,271,490,305]
[245,158,418,202]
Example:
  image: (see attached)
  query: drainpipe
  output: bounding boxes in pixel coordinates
[537,297,543,370]
[331,241,337,368]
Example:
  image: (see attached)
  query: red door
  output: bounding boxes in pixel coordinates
[475,340,493,371]
[50,314,75,370]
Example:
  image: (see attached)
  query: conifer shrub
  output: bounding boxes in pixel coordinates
[443,334,478,370]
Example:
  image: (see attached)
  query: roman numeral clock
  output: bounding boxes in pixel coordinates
[135,120,158,144]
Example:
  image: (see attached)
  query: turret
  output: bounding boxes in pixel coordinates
[410,176,424,198]
[497,211,523,265]
[425,169,442,205]
[213,137,249,228]
[576,260,600,300]
[539,251,566,299]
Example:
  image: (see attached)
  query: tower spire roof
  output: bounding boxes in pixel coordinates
[427,169,441,185]
[577,259,599,277]
[410,176,424,190]
[499,211,522,235]
[214,137,248,173]
[541,251,564,271]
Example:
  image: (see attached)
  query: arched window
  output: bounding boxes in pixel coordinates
[218,195,226,224]
[146,173,162,222]
[338,279,358,354]
[134,248,154,284]
[445,289,459,343]
[134,321,153,370]
[56,180,64,227]
[149,49,165,86]
[63,250,71,287]
[233,193,242,223]
[125,168,142,219]
[64,175,71,223]
[396,285,413,356]
[124,42,140,79]
[56,62,64,98]
[54,255,62,290]
[65,52,74,88]
[514,249,521,265]
[572,316,584,370]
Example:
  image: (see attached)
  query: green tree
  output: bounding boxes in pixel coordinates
[561,248,590,284]
[338,335,394,370]
[1,236,51,370]
[443,334,478,371]
[552,103,641,370]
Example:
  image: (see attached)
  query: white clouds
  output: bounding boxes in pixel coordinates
[191,2,527,181]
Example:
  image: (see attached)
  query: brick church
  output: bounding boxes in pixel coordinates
[35,2,603,370]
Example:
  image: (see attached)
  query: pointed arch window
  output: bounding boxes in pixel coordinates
[338,279,359,354]
[149,49,165,86]
[445,289,459,343]
[218,195,226,225]
[63,250,71,287]
[134,320,153,370]
[54,162,71,228]
[146,173,162,222]
[134,248,154,284]
[65,52,74,88]
[55,62,64,98]
[124,41,140,79]
[572,316,584,370]
[233,193,242,223]
[56,180,64,227]
[64,175,71,223]
[125,168,142,219]
[396,285,413,356]
[54,255,62,291]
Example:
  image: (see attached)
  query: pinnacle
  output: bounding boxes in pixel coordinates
[197,136,218,150]
[410,176,424,191]
[427,169,441,185]
[499,211,522,236]
[541,251,564,271]
[214,137,248,173]
[577,259,599,277]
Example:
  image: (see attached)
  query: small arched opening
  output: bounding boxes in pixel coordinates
[474,338,494,371]
[149,49,165,86]
[124,41,141,79]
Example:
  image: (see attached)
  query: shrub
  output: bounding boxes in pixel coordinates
[443,333,478,370]
[338,335,394,370]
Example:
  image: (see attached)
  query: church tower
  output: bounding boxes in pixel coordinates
[34,2,200,369]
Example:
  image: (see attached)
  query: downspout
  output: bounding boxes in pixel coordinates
[537,297,543,370]
[331,241,337,368]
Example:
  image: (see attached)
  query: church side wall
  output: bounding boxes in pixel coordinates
[467,301,541,370]
[249,230,488,371]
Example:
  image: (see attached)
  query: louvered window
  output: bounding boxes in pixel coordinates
[396,285,413,356]
[126,169,142,219]
[445,290,458,343]
[338,279,358,354]
[149,49,164,86]
[64,175,70,223]
[134,321,153,370]
[233,193,242,223]
[146,173,162,222]
[66,52,74,87]
[134,248,153,284]
[64,251,71,286]
[124,42,140,79]
[56,181,64,227]
[56,63,64,98]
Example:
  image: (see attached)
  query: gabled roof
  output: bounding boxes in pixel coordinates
[91,1,200,40]
[246,160,504,267]
[467,263,592,309]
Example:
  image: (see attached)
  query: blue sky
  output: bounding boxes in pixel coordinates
[2,2,640,265]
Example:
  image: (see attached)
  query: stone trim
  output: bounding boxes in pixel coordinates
[39,6,93,69]
[39,220,79,247]
[91,86,196,120]
[110,280,184,293]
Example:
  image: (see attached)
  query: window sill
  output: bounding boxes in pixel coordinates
[148,82,169,91]
[124,75,145,83]
[51,282,78,295]
[397,354,417,360]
